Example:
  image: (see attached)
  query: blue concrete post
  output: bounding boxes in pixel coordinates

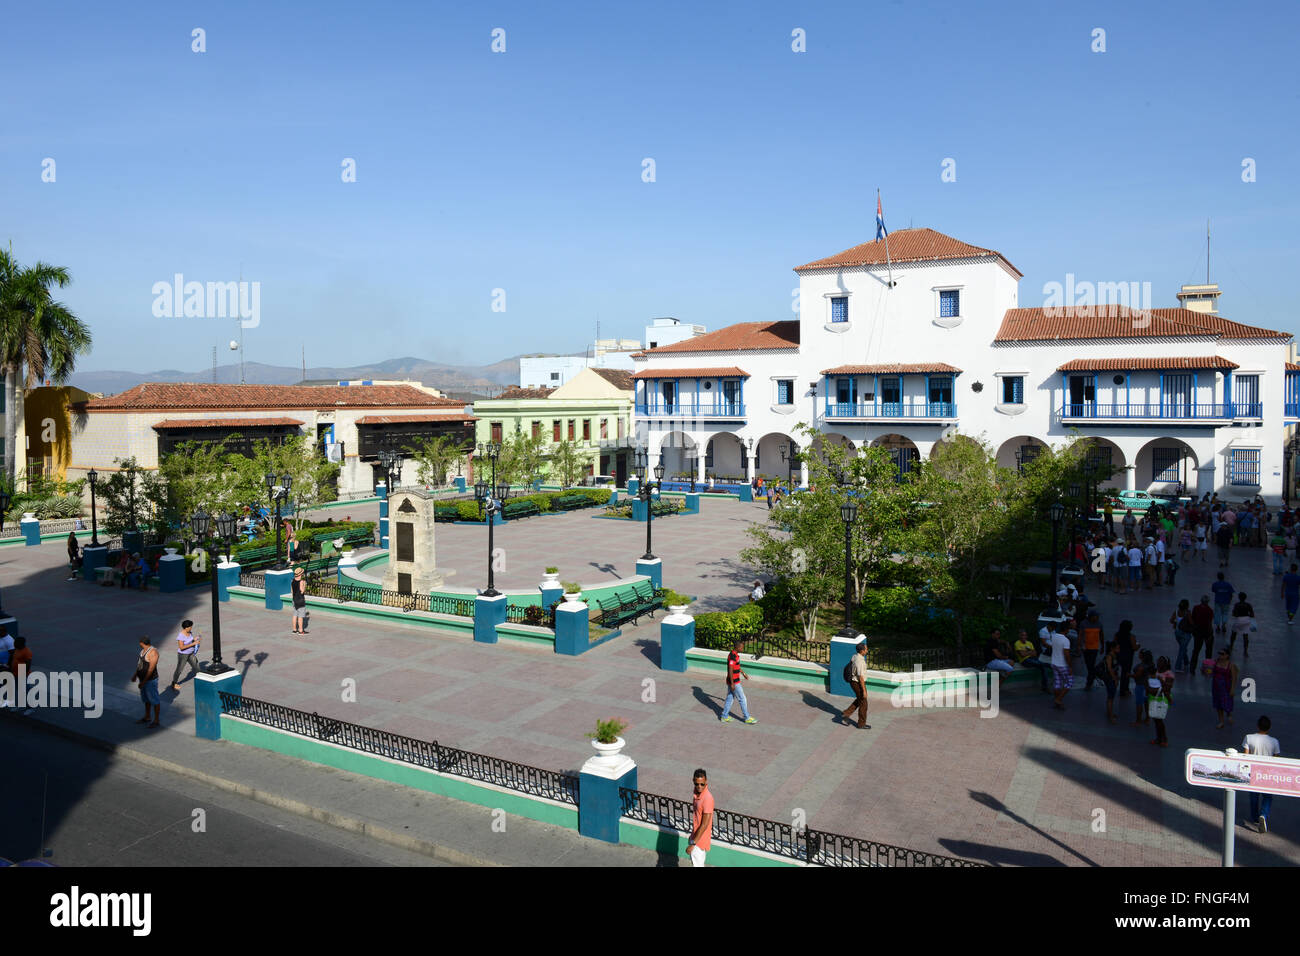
[539,582,563,617]
[635,558,662,590]
[216,560,240,602]
[659,607,695,672]
[454,476,467,493]
[555,599,589,655]
[376,482,387,506]
[474,593,508,643]
[81,545,107,584]
[532,479,543,492]
[0,616,19,640]
[194,669,243,740]
[631,498,647,522]
[122,529,144,555]
[157,553,186,592]
[578,746,637,844]
[739,484,754,502]
[829,634,864,697]
[264,568,293,611]
[20,517,40,546]
[627,478,640,496]
[684,493,700,514]
[609,490,619,504]
[380,517,389,549]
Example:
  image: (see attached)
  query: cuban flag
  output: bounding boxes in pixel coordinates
[876,193,888,241]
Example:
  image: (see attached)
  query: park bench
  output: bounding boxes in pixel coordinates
[596,595,641,629]
[434,505,462,522]
[610,587,660,626]
[632,580,665,616]
[233,545,279,571]
[502,500,540,520]
[553,494,590,511]
[649,500,680,517]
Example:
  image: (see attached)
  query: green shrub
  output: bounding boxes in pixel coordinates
[695,603,763,643]
[660,588,692,607]
[33,495,82,518]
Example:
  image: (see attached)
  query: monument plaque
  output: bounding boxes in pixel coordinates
[381,489,445,594]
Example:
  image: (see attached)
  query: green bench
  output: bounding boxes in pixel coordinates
[553,494,591,511]
[650,500,681,517]
[233,545,279,570]
[596,596,641,628]
[503,500,541,520]
[631,580,664,616]
[434,505,462,522]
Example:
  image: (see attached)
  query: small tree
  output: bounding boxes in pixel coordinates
[497,432,548,487]
[412,435,466,488]
[100,456,149,535]
[741,492,842,641]
[240,435,341,532]
[548,439,593,488]
[157,439,244,533]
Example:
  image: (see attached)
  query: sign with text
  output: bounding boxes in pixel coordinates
[1185,748,1300,797]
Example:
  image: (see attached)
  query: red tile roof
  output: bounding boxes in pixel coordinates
[995,307,1288,342]
[1056,357,1238,372]
[153,417,306,430]
[636,321,798,355]
[1287,363,1300,372]
[85,383,461,411]
[822,363,962,375]
[591,368,635,391]
[631,367,750,380]
[495,386,556,400]
[354,414,476,425]
[794,228,1023,277]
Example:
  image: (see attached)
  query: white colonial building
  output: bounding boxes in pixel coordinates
[631,228,1298,500]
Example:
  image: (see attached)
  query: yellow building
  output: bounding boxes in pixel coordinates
[15,385,94,483]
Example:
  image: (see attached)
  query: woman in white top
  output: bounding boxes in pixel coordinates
[1195,523,1208,562]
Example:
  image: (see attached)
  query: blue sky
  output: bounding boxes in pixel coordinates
[3,0,1296,375]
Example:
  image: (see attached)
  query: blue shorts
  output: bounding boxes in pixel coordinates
[986,659,1015,673]
[1287,593,1299,614]
[1129,567,1142,583]
[139,678,159,706]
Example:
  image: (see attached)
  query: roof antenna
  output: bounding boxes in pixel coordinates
[238,263,246,385]
[1206,218,1211,284]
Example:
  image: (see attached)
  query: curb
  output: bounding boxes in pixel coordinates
[1,708,498,867]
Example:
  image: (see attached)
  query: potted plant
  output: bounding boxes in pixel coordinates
[542,565,560,587]
[661,588,692,615]
[586,717,628,762]
[562,581,583,603]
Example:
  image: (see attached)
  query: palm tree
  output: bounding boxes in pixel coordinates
[0,247,92,486]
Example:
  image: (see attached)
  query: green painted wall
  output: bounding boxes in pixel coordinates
[617,821,798,867]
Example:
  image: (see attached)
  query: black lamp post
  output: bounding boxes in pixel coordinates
[474,471,511,597]
[87,468,100,546]
[780,441,799,488]
[634,448,663,561]
[1049,501,1065,597]
[837,498,860,638]
[192,509,238,674]
[265,471,293,570]
[378,441,405,491]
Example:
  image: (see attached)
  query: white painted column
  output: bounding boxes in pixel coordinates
[1124,464,1136,492]
[697,444,708,484]
[1197,463,1217,499]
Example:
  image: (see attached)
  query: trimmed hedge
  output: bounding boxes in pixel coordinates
[231,519,375,557]
[439,489,613,522]
[694,603,763,643]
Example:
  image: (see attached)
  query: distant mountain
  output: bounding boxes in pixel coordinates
[68,354,554,397]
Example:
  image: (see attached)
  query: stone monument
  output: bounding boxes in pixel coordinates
[381,489,445,593]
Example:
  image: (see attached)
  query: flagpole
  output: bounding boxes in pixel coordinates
[879,189,893,287]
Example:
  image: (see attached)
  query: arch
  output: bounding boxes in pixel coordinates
[1134,437,1198,496]
[995,435,1048,472]
[929,433,985,460]
[656,430,697,479]
[870,433,920,480]
[755,431,799,483]
[704,430,748,481]
[1077,437,1127,488]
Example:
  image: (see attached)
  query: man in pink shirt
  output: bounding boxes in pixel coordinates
[688,769,714,866]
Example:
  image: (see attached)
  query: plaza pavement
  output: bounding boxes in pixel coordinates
[7,497,1299,866]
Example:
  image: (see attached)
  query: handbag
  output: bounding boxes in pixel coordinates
[1147,695,1170,719]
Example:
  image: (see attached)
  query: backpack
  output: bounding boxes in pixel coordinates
[1115,548,1129,566]
[843,660,854,682]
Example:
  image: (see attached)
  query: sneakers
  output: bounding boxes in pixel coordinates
[744,717,758,724]
[1259,815,1268,833]
[720,716,733,722]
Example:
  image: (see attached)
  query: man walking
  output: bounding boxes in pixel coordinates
[720,640,757,724]
[842,640,870,727]
[1212,572,1235,635]
[1190,595,1215,674]
[687,769,714,866]
[1283,564,1300,625]
[1080,611,1104,690]
[1243,718,1281,833]
[132,636,161,728]
[1216,521,1234,567]
[1050,622,1074,710]
[170,619,201,692]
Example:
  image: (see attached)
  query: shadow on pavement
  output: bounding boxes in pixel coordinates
[632,639,660,667]
[938,838,1064,867]
[800,690,841,717]
[969,789,1099,866]
[692,686,722,718]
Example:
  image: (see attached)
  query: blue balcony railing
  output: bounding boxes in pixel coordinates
[1286,402,1300,419]
[824,401,957,419]
[1058,403,1231,420]
[636,402,745,418]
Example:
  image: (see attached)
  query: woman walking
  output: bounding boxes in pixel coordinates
[1211,648,1239,729]
[1131,649,1155,725]
[291,566,309,635]
[1230,592,1256,658]
[1150,656,1175,747]
[1114,619,1139,696]
[66,531,82,582]
[1100,641,1120,724]
[1170,599,1193,674]
[1180,526,1194,564]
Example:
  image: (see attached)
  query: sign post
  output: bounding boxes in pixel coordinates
[1185,747,1300,867]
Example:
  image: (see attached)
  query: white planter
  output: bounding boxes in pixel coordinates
[164,548,178,556]
[668,604,690,615]
[591,736,626,764]
[541,572,560,587]
[23,513,35,521]
[563,592,584,604]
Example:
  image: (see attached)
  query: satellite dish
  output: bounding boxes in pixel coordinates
[229,340,239,350]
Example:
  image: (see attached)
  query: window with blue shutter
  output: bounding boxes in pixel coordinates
[1228,449,1260,486]
[776,380,793,405]
[1002,376,1024,404]
[830,297,848,323]
[1233,374,1261,417]
[1152,447,1181,483]
[939,289,960,317]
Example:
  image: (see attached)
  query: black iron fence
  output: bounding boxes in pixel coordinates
[618,788,981,867]
[238,571,266,589]
[692,630,978,672]
[504,602,557,629]
[218,692,579,805]
[303,579,473,618]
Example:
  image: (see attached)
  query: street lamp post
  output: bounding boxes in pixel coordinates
[1049,501,1065,598]
[836,498,860,638]
[191,509,238,674]
[265,471,293,570]
[474,474,511,597]
[634,448,662,560]
[87,468,100,546]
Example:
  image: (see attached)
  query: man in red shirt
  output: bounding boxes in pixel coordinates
[720,640,757,724]
[687,769,714,866]
[1190,594,1216,674]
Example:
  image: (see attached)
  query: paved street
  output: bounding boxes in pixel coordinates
[7,498,1299,866]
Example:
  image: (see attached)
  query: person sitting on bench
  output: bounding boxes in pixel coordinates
[124,552,146,590]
